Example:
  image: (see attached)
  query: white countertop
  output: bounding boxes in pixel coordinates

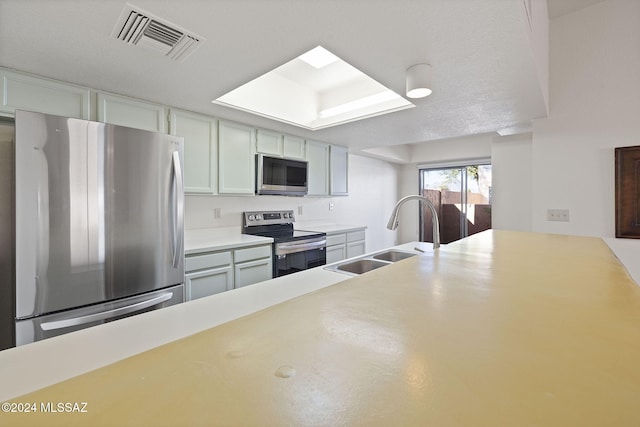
[185,223,367,254]
[185,227,273,254]
[295,222,367,234]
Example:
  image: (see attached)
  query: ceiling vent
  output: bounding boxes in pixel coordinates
[112,4,204,62]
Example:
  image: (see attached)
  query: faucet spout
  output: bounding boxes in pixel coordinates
[386,195,441,249]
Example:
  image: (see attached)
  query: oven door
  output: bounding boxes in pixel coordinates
[274,238,326,277]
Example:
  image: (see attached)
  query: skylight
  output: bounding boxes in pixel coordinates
[212,46,414,131]
[299,46,339,69]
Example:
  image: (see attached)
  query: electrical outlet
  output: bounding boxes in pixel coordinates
[329,202,334,211]
[547,209,569,222]
[297,205,303,215]
[213,208,221,219]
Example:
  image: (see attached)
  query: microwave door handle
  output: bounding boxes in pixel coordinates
[39,293,174,331]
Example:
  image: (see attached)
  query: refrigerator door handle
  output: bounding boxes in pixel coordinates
[39,292,174,331]
[171,151,184,269]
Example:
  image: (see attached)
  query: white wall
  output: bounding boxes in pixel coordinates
[532,0,640,237]
[185,153,399,253]
[330,154,399,251]
[491,132,532,231]
[397,163,421,244]
[531,0,640,282]
[409,133,493,165]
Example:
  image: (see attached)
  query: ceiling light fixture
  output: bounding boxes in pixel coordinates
[406,63,432,99]
[299,46,339,69]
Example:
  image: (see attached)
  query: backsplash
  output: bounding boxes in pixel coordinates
[184,154,402,252]
[185,194,342,229]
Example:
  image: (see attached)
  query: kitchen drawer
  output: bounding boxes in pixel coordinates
[185,251,232,272]
[347,230,366,243]
[326,233,346,246]
[234,245,272,263]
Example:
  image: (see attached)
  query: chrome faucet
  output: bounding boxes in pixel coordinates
[386,195,441,249]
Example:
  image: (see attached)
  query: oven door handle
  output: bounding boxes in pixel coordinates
[277,239,327,255]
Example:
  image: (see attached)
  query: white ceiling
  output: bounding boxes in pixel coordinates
[0,0,600,156]
[547,0,604,18]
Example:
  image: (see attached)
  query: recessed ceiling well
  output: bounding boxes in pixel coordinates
[212,46,414,130]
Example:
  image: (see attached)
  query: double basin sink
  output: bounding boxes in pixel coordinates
[324,249,421,276]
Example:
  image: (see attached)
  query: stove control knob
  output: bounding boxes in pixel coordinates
[256,214,262,220]
[283,213,289,218]
[248,215,255,221]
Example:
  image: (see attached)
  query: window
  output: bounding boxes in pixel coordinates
[419,164,492,244]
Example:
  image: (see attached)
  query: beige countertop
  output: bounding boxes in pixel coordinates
[3,231,640,426]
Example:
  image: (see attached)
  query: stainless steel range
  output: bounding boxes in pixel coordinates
[242,210,326,277]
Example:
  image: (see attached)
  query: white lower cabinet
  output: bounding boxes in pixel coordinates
[326,244,346,265]
[185,266,233,301]
[235,258,273,288]
[184,244,273,301]
[346,229,366,258]
[325,228,366,263]
[184,251,233,301]
[233,245,273,288]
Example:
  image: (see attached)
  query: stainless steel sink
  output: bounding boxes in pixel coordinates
[335,259,391,275]
[372,250,417,262]
[325,248,422,276]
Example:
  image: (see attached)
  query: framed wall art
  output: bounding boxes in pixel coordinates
[615,145,640,238]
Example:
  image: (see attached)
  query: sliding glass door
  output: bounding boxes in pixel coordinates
[419,164,492,244]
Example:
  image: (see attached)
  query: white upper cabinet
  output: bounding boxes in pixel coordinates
[170,109,217,194]
[283,135,305,159]
[0,68,90,119]
[330,145,349,196]
[305,140,330,196]
[96,92,167,133]
[218,120,256,195]
[256,130,305,160]
[256,129,283,156]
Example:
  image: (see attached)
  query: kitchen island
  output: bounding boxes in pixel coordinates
[2,230,640,426]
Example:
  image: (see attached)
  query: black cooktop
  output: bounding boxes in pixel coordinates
[242,210,325,243]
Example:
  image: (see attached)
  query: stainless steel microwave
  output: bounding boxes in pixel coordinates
[256,154,308,196]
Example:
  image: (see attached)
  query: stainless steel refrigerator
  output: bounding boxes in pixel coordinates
[3,110,185,348]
